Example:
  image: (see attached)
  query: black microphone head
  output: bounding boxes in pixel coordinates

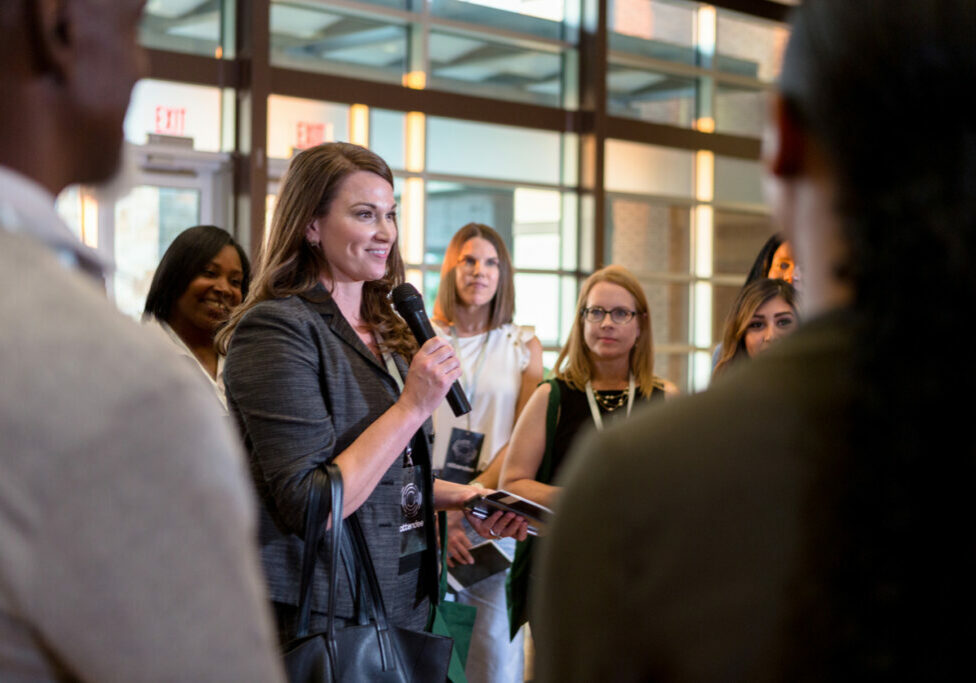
[392,283,425,314]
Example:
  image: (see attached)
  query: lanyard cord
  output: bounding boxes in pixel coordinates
[381,345,413,466]
[448,325,491,431]
[584,373,636,432]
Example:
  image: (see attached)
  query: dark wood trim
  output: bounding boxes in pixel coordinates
[270,67,578,133]
[709,0,792,23]
[146,49,240,88]
[578,0,609,269]
[605,117,762,159]
[234,0,271,255]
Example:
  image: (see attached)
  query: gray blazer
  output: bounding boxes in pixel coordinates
[224,284,437,630]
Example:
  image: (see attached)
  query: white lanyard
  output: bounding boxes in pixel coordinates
[381,349,404,392]
[584,374,636,432]
[448,326,491,431]
[381,348,416,466]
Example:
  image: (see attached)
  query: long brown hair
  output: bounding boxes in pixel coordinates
[552,265,658,397]
[217,142,414,357]
[712,278,798,379]
[432,223,515,330]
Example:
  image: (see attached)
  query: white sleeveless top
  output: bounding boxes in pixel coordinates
[431,322,534,474]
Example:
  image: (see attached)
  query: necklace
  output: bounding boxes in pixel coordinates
[594,389,628,412]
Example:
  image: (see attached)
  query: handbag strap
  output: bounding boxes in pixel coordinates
[438,511,450,600]
[538,378,561,485]
[341,514,400,672]
[294,463,343,639]
[293,464,400,674]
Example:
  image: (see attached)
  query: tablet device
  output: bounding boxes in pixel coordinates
[446,541,513,592]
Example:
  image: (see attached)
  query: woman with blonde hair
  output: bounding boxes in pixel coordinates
[712,277,798,379]
[430,222,543,683]
[218,142,526,645]
[500,264,675,636]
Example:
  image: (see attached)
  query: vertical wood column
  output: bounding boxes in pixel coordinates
[578,0,608,270]
[234,0,271,257]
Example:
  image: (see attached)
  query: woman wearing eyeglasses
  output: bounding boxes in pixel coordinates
[499,264,676,638]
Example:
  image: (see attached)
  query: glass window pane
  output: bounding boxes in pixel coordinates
[607,64,696,127]
[559,274,579,342]
[429,31,565,107]
[514,273,561,345]
[605,140,694,197]
[655,352,688,393]
[609,0,697,66]
[513,188,563,269]
[141,0,221,56]
[607,197,691,275]
[125,80,223,152]
[430,0,568,41]
[715,82,766,138]
[427,118,564,185]
[267,96,350,160]
[425,181,515,266]
[713,210,774,276]
[712,283,741,346]
[542,350,560,374]
[714,156,764,205]
[270,2,407,84]
[716,10,790,82]
[370,108,406,171]
[425,182,572,271]
[641,280,690,346]
[113,185,201,319]
[423,269,441,312]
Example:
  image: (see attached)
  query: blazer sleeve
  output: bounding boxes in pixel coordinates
[224,300,336,536]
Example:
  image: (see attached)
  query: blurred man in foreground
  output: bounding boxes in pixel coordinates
[0,2,283,679]
[535,1,976,680]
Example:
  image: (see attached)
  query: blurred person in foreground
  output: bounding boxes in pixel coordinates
[0,1,283,680]
[534,1,976,680]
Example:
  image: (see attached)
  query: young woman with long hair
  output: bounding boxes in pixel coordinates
[712,278,798,379]
[429,222,543,683]
[218,142,527,643]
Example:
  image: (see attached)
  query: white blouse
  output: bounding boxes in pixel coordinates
[431,322,534,474]
[145,318,228,413]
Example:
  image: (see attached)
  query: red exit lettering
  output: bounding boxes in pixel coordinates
[296,122,326,150]
[154,106,186,136]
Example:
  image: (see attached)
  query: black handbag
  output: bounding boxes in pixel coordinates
[282,463,454,683]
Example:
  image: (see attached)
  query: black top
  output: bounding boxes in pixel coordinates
[549,379,665,477]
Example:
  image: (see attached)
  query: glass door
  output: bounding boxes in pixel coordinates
[57,142,232,319]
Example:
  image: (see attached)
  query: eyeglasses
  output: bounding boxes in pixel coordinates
[580,306,638,324]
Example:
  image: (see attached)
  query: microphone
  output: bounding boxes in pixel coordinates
[392,283,472,417]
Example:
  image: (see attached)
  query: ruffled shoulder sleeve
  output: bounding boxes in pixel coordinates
[507,323,536,372]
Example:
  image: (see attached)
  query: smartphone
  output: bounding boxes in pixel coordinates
[463,490,552,536]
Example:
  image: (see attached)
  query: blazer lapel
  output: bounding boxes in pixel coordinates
[299,284,397,389]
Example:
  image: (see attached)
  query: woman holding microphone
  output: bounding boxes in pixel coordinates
[219,142,527,643]
[431,223,544,683]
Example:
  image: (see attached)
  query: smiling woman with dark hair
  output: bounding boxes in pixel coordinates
[143,224,250,409]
